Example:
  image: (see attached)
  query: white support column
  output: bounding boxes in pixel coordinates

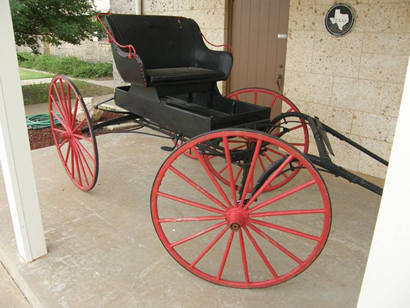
[357,58,410,307]
[0,0,47,262]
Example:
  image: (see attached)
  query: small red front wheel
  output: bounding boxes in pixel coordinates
[151,129,331,288]
[48,75,99,191]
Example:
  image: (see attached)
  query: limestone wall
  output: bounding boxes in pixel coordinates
[284,0,410,178]
[142,0,226,45]
[17,41,112,63]
[48,41,112,63]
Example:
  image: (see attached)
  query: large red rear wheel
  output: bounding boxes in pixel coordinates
[48,75,99,191]
[204,88,310,191]
[151,129,331,288]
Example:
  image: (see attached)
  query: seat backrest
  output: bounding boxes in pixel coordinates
[106,15,201,69]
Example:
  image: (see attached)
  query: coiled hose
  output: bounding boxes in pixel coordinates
[26,113,60,130]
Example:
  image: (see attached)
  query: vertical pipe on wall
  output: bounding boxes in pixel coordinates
[136,0,142,15]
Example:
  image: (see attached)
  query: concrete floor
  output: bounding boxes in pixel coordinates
[0,262,30,307]
[0,131,383,307]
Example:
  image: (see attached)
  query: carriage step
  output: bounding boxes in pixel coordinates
[161,146,175,152]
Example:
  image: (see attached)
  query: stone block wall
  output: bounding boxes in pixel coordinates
[49,41,112,63]
[142,0,226,44]
[17,41,112,63]
[284,0,410,178]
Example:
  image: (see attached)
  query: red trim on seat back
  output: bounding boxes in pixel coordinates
[201,33,233,54]
[96,13,137,59]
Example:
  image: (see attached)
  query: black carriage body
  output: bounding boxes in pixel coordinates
[105,14,270,137]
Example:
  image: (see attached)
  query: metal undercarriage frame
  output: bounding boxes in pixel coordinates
[94,99,387,196]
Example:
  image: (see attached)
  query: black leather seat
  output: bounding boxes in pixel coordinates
[105,15,232,88]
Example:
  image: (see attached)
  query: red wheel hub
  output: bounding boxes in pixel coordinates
[225,207,249,231]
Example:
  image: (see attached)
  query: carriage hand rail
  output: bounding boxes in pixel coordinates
[201,33,233,54]
[96,12,137,59]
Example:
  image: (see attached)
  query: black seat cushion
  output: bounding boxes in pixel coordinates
[145,67,225,85]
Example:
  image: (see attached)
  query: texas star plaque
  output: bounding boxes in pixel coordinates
[325,4,355,36]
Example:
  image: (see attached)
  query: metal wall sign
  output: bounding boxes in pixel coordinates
[325,3,355,36]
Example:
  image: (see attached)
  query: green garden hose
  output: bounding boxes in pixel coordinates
[26,113,60,130]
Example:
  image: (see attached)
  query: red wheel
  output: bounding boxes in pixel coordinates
[151,129,331,288]
[204,88,309,191]
[48,75,99,191]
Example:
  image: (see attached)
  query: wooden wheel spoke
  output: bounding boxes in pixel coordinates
[257,156,266,172]
[53,128,66,135]
[73,138,94,161]
[71,142,83,186]
[57,78,71,124]
[291,142,305,147]
[245,155,294,209]
[217,164,228,175]
[50,98,68,126]
[262,152,274,164]
[170,221,226,248]
[238,229,250,283]
[217,231,234,280]
[157,192,224,214]
[158,215,224,223]
[72,141,90,186]
[74,142,94,177]
[243,226,278,279]
[70,144,75,179]
[223,136,238,205]
[289,124,304,131]
[73,118,88,134]
[66,81,72,123]
[239,139,262,207]
[232,144,246,151]
[249,179,316,213]
[253,90,258,105]
[192,146,232,208]
[73,134,92,143]
[250,218,320,241]
[251,209,325,217]
[56,138,68,150]
[52,84,69,121]
[234,167,243,185]
[64,143,71,165]
[190,226,229,267]
[169,165,228,210]
[269,96,278,108]
[248,223,303,265]
[266,147,285,157]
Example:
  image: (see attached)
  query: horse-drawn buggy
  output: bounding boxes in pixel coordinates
[47,14,387,288]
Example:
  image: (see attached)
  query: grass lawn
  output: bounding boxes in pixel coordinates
[22,80,113,105]
[19,68,54,80]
